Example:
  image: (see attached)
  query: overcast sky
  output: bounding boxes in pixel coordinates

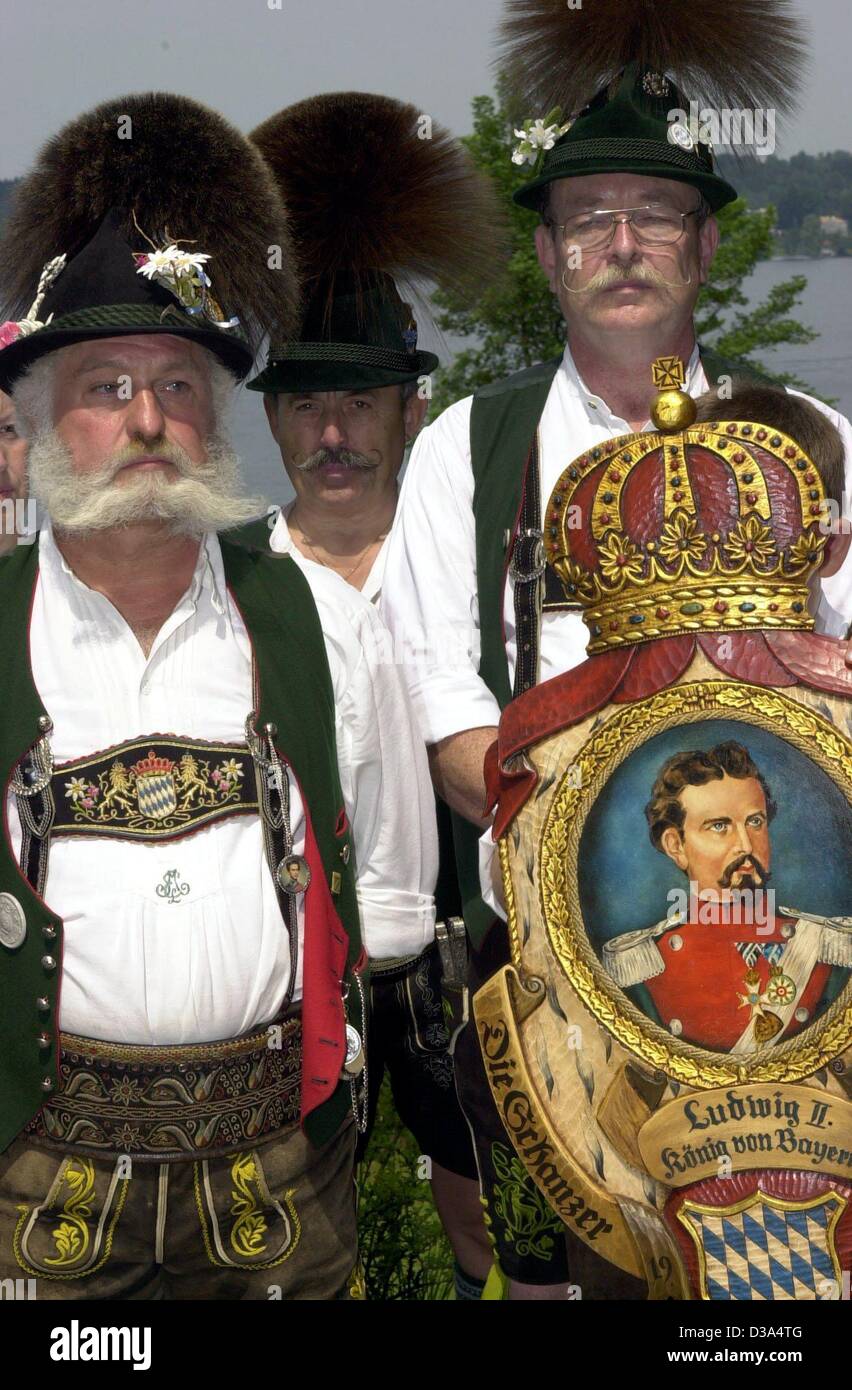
[1,0,848,180]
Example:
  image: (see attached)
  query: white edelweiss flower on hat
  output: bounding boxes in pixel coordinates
[170,250,211,275]
[136,245,185,280]
[528,119,558,150]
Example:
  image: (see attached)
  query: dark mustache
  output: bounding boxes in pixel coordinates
[718,852,769,889]
[296,448,378,474]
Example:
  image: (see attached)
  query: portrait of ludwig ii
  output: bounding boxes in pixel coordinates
[602,739,852,1054]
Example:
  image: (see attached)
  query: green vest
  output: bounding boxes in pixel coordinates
[231,513,278,550]
[457,348,773,945]
[0,537,362,1152]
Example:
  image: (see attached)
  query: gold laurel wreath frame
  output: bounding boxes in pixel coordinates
[536,680,852,1088]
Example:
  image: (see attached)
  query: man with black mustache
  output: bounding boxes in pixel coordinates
[602,741,850,1053]
[261,382,426,595]
[241,92,503,1299]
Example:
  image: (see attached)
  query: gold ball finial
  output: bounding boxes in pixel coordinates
[650,355,697,432]
[651,389,697,432]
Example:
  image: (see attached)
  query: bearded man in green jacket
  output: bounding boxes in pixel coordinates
[0,92,436,1301]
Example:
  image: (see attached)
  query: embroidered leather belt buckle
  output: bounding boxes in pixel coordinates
[26,1014,302,1161]
[509,528,546,584]
[50,736,259,842]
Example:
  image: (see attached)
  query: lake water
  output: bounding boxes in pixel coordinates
[742,257,852,416]
[230,257,852,503]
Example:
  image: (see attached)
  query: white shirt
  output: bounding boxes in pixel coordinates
[6,523,436,1044]
[383,343,852,748]
[268,508,437,948]
[269,504,388,606]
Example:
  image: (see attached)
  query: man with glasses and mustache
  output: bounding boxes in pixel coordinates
[602,741,850,1053]
[381,3,852,1298]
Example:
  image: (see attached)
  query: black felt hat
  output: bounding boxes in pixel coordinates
[0,92,298,392]
[246,92,506,395]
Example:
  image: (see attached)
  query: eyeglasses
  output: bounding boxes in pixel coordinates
[547,205,701,252]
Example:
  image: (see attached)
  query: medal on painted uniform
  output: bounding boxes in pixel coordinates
[738,966,784,1042]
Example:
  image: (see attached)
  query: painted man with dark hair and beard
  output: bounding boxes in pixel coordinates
[602,740,851,1052]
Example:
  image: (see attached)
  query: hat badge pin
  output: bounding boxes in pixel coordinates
[667,120,695,151]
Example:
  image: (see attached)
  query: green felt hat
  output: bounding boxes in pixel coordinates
[248,272,438,394]
[513,64,738,212]
[499,0,807,215]
[247,92,505,395]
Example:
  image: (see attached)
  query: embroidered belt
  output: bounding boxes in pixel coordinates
[368,950,427,978]
[48,736,259,842]
[24,1014,302,1161]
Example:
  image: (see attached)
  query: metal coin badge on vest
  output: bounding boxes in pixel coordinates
[0,893,27,950]
[473,358,852,1301]
[344,1023,365,1076]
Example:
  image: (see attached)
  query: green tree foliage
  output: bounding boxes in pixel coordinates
[432,90,819,412]
[717,151,852,230]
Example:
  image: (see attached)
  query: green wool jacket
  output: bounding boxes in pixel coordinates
[0,536,363,1153]
[456,347,773,946]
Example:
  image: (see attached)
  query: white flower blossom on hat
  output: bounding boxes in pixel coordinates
[136,245,209,281]
[511,110,573,168]
[131,232,235,329]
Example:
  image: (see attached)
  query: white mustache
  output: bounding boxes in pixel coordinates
[27,430,267,536]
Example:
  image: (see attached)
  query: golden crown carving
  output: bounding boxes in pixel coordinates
[545,361,829,654]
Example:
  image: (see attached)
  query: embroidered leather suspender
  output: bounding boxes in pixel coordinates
[244,715,301,1013]
[11,719,55,899]
[509,433,545,698]
[509,432,585,699]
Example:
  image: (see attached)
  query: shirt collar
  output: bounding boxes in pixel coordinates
[271,503,385,604]
[558,340,704,430]
[39,520,228,620]
[268,505,295,556]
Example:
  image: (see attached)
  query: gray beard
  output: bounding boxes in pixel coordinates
[27,430,267,536]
